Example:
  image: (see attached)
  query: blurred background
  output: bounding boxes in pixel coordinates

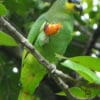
[0,0,100,100]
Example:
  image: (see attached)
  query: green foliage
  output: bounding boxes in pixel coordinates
[82,0,93,13]
[56,91,66,96]
[3,0,50,33]
[0,3,7,16]
[0,51,20,100]
[4,0,34,16]
[57,86,100,99]
[62,60,100,84]
[0,31,18,46]
[3,0,50,16]
[70,56,100,71]
[69,87,100,99]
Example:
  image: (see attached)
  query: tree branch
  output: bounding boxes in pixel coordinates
[0,17,76,100]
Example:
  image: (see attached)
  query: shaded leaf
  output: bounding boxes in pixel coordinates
[0,51,20,100]
[69,87,100,100]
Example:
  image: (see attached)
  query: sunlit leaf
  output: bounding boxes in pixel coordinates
[0,31,18,46]
[61,60,100,84]
[70,56,100,71]
[0,3,7,16]
[56,91,66,96]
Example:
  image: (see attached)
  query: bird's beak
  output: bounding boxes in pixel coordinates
[66,0,83,14]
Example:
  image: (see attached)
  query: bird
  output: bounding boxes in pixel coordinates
[18,0,82,99]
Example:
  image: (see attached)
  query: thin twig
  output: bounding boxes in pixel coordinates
[0,17,76,100]
[83,25,100,55]
[74,21,91,36]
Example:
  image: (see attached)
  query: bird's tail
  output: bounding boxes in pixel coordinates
[18,51,47,100]
[18,90,36,100]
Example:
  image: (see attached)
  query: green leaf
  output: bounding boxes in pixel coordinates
[69,87,89,99]
[69,87,100,99]
[56,86,100,99]
[56,91,66,96]
[70,56,100,71]
[0,31,18,46]
[61,60,100,84]
[0,3,7,16]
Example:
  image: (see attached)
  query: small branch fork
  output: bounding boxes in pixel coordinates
[0,17,76,100]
